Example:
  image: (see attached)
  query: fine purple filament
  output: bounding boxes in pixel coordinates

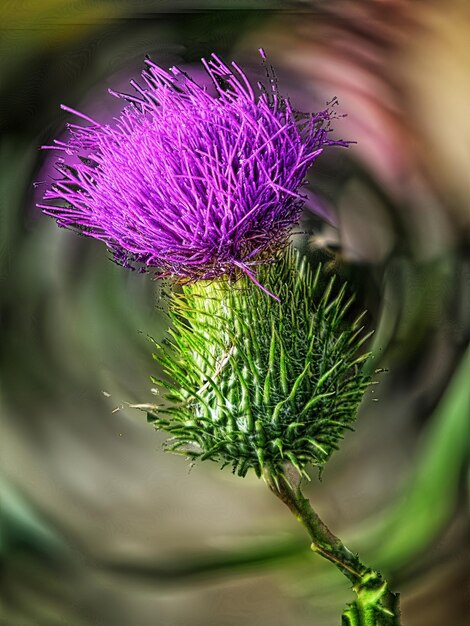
[233,260,281,302]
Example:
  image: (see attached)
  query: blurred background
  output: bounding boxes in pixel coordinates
[1,1,469,624]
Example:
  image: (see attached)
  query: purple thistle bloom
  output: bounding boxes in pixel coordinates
[38,50,346,295]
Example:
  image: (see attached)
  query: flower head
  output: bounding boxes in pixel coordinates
[39,51,345,288]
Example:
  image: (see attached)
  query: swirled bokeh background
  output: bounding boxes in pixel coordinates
[1,1,469,625]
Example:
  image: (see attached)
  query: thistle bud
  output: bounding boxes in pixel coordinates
[149,248,371,480]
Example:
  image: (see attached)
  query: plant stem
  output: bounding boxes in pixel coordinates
[264,470,401,626]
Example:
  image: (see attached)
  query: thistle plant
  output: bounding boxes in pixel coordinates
[38,51,401,625]
[150,248,401,625]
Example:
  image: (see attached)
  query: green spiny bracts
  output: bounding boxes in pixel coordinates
[148,247,372,479]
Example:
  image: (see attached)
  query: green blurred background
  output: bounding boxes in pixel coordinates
[1,1,469,625]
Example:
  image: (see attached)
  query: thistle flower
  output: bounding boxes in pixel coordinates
[38,51,345,291]
[149,248,371,479]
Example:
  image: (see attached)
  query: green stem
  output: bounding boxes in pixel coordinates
[264,470,401,626]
